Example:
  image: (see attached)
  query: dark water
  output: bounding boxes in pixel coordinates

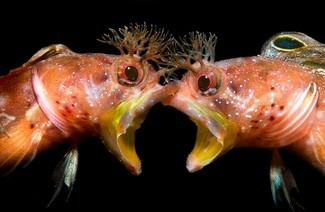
[1,3,324,211]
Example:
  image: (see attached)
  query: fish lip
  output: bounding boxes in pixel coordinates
[165,92,239,172]
[100,82,178,175]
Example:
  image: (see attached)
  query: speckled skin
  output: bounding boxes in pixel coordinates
[165,55,325,173]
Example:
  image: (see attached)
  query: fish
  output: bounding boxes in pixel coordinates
[163,31,325,210]
[0,23,176,205]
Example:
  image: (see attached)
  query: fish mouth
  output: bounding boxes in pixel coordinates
[100,82,177,175]
[163,93,239,173]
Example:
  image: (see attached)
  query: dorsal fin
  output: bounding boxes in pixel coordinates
[9,44,72,75]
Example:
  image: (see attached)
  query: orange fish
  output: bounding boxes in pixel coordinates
[163,31,325,210]
[0,23,176,204]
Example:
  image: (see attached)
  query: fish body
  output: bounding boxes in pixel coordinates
[0,24,175,203]
[163,32,325,208]
[165,54,325,172]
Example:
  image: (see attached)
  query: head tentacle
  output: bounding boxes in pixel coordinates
[167,31,218,73]
[98,23,174,69]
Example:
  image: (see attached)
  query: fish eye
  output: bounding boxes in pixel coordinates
[272,35,307,51]
[125,66,139,81]
[117,64,144,86]
[198,75,211,91]
[196,72,220,96]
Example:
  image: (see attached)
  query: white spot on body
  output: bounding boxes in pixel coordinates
[245,114,252,119]
[46,121,52,127]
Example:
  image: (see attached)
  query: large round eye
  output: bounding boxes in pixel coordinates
[196,71,221,96]
[125,66,139,81]
[117,64,144,86]
[198,75,211,91]
[272,35,307,51]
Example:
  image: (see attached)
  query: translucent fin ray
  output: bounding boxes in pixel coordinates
[47,146,79,207]
[270,149,304,211]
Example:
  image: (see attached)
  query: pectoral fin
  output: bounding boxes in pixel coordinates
[270,149,304,211]
[47,146,79,207]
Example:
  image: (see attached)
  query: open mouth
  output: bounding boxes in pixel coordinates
[163,93,239,172]
[99,83,177,175]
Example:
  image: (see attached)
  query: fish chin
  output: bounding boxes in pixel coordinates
[116,110,148,175]
[164,93,239,173]
[186,113,239,173]
[100,83,177,175]
[186,119,224,173]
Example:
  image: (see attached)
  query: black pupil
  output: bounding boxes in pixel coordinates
[125,66,138,81]
[273,36,305,50]
[198,75,210,91]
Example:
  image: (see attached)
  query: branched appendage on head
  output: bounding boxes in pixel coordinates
[168,31,218,73]
[99,23,173,70]
[0,113,16,137]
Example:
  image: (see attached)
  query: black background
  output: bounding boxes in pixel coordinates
[1,2,325,211]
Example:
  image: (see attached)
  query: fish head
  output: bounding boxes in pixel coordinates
[163,32,240,172]
[97,24,177,175]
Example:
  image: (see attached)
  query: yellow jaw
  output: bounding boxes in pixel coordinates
[99,95,148,175]
[99,83,177,175]
[186,117,238,172]
[186,107,239,172]
[164,92,239,173]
